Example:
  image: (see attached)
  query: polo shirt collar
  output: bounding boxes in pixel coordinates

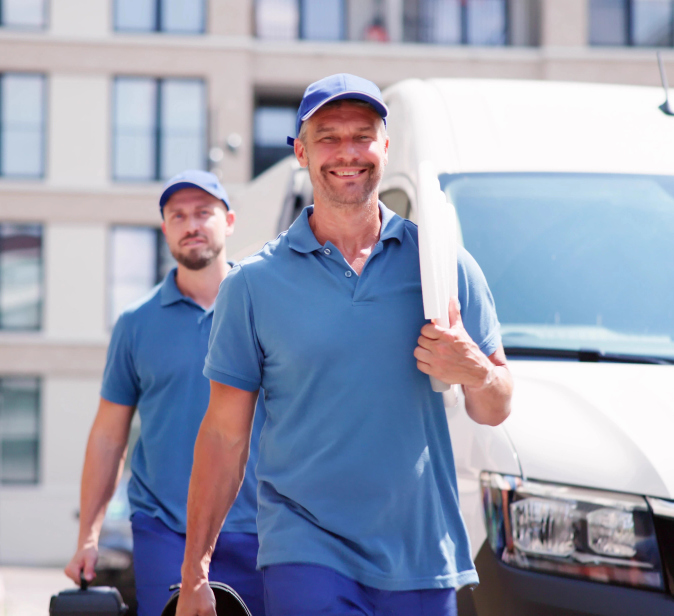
[287,202,405,254]
[160,269,210,316]
[379,201,405,243]
[286,207,323,254]
[160,268,184,307]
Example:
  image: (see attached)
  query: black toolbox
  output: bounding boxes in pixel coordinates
[50,576,128,615]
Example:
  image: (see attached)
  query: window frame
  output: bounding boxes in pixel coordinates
[0,0,48,30]
[113,0,207,35]
[0,376,41,487]
[111,76,207,183]
[403,0,510,46]
[0,223,44,332]
[255,0,348,41]
[253,96,301,177]
[0,72,47,180]
[590,0,674,47]
[298,0,347,41]
[107,225,176,327]
[630,0,674,46]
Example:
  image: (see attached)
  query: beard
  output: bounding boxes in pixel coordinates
[172,233,224,271]
[309,159,383,208]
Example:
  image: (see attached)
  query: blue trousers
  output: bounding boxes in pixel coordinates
[263,563,457,616]
[131,512,265,616]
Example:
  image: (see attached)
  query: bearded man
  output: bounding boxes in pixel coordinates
[176,75,513,616]
[65,171,266,616]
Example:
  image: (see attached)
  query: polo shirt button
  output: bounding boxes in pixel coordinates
[345,270,352,278]
[324,248,331,255]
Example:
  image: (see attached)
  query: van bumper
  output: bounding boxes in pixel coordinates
[463,542,674,616]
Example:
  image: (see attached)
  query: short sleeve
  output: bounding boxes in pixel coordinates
[457,246,502,357]
[100,312,141,406]
[204,265,263,392]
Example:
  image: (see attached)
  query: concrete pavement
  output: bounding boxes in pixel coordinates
[0,567,69,616]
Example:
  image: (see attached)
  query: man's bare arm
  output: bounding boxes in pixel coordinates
[177,382,257,616]
[414,298,513,427]
[462,345,512,426]
[64,398,134,584]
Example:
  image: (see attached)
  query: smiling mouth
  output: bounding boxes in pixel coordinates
[329,169,367,178]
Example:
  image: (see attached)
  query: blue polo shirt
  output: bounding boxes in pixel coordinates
[204,204,501,591]
[101,268,265,535]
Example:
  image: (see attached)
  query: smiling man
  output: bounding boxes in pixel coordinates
[177,75,513,616]
[65,171,266,616]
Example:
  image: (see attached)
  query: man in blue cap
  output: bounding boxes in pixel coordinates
[177,75,513,616]
[65,170,266,616]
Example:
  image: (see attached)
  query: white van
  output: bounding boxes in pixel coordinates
[276,79,674,616]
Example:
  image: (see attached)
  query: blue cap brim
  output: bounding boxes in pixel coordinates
[287,92,388,147]
[301,91,388,125]
[159,182,230,211]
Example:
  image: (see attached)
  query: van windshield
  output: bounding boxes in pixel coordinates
[441,173,674,360]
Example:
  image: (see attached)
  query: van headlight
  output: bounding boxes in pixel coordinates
[480,472,664,590]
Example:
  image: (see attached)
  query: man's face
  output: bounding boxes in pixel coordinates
[295,101,389,208]
[161,188,234,270]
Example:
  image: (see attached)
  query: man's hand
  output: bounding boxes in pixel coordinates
[414,297,493,388]
[414,297,513,426]
[64,543,98,585]
[176,580,217,616]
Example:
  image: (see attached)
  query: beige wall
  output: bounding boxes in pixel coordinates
[44,224,107,341]
[0,484,80,564]
[50,0,110,37]
[540,0,588,48]
[0,377,98,566]
[210,0,253,37]
[41,378,99,486]
[210,49,254,183]
[48,75,110,188]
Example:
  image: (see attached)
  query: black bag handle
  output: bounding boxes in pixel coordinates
[160,582,251,616]
[79,572,89,591]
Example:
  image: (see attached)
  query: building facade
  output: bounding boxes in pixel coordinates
[0,0,672,565]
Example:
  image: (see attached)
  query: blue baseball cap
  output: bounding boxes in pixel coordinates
[159,170,230,215]
[286,73,388,146]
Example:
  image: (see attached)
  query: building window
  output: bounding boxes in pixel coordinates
[404,0,508,45]
[109,226,176,325]
[0,74,46,179]
[0,0,46,29]
[256,0,346,40]
[0,224,42,331]
[632,0,673,45]
[113,77,207,182]
[300,0,345,40]
[590,0,629,44]
[253,103,298,177]
[114,0,205,34]
[0,377,40,485]
[590,0,674,46]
